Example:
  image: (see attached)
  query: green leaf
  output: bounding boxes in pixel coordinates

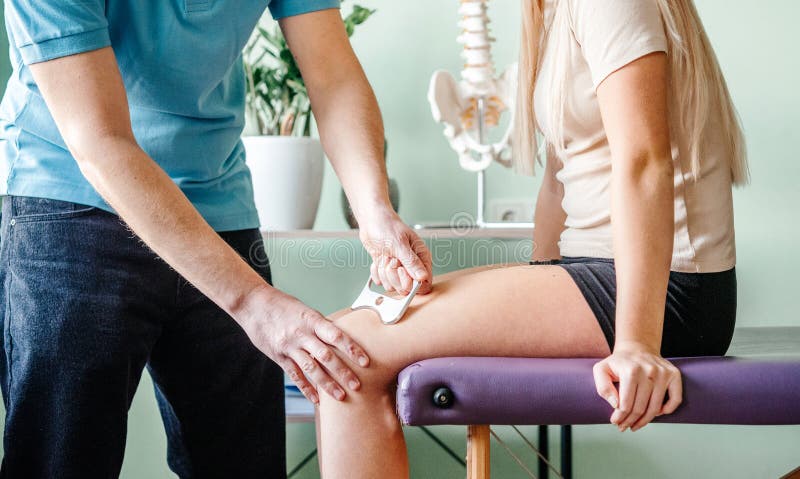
[344,5,376,37]
[286,79,307,95]
[350,5,376,26]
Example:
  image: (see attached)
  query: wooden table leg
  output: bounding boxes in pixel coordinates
[467,425,491,479]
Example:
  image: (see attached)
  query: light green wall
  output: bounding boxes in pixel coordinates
[2,1,799,478]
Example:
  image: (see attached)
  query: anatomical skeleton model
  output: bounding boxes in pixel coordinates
[427,0,525,228]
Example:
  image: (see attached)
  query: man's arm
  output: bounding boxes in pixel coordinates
[280,10,433,295]
[28,46,368,404]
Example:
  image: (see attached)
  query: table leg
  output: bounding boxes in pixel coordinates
[561,425,572,479]
[538,425,549,479]
[467,425,491,479]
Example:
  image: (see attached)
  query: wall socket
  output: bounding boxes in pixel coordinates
[487,199,535,223]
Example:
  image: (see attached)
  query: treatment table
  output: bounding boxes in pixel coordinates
[396,326,800,478]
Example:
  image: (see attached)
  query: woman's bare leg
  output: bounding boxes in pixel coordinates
[318,264,610,479]
[316,262,512,476]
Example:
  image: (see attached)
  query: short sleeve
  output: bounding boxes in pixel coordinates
[269,0,341,20]
[5,0,110,65]
[567,0,667,89]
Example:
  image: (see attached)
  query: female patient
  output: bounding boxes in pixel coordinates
[311,0,748,476]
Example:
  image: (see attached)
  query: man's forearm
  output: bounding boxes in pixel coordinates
[28,47,271,321]
[309,71,391,222]
[279,10,433,293]
[280,9,394,223]
[76,136,270,318]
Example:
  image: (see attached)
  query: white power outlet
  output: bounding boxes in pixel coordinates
[487,199,534,223]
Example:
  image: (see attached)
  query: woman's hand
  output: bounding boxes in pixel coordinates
[359,208,433,296]
[592,341,683,431]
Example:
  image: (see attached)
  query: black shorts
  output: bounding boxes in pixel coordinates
[534,257,737,357]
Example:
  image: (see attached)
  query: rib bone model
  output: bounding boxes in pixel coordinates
[428,0,518,172]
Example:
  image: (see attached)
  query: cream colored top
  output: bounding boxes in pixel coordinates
[534,0,736,273]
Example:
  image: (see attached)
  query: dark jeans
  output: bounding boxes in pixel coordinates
[0,196,285,479]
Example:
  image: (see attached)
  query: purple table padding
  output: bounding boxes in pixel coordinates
[396,328,800,426]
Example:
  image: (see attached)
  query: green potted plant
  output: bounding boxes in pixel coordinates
[242,4,375,230]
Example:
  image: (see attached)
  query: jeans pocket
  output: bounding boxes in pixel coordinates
[10,196,98,224]
[185,0,212,13]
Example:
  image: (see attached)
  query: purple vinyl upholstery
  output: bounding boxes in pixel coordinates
[396,327,800,426]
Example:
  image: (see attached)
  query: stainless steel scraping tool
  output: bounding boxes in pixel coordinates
[350,277,421,325]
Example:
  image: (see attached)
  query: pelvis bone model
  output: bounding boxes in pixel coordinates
[428,0,518,172]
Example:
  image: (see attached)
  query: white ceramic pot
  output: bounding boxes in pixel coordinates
[242,136,324,231]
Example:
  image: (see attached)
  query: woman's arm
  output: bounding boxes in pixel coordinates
[592,52,683,431]
[532,154,567,261]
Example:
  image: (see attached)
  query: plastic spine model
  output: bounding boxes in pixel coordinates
[428,0,518,173]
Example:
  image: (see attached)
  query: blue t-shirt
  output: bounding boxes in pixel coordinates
[0,0,339,231]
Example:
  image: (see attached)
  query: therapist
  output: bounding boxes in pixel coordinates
[0,1,432,477]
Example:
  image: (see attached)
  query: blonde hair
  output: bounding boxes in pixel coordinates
[513,0,749,185]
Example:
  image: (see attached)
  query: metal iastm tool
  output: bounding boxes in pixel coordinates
[350,278,421,325]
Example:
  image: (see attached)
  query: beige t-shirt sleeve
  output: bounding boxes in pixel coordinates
[567,0,668,89]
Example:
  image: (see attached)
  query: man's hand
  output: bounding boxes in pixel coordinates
[359,209,433,296]
[237,285,371,405]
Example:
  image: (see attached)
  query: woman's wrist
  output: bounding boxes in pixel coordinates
[531,233,561,262]
[613,305,665,356]
[613,337,661,355]
[529,259,560,265]
[530,243,561,263]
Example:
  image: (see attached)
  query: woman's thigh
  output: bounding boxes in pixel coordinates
[333,264,611,381]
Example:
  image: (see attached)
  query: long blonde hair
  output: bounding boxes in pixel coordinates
[513,0,749,185]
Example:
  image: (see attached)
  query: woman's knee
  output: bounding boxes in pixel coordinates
[333,310,407,393]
